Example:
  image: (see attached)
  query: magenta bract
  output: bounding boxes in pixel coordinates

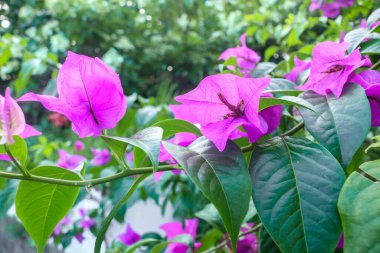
[58,149,85,170]
[284,56,311,83]
[310,0,354,18]
[91,148,111,166]
[170,74,281,151]
[118,224,141,246]
[218,33,260,77]
[160,218,202,253]
[18,51,127,138]
[297,41,365,98]
[350,70,380,126]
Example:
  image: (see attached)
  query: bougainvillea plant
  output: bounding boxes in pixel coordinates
[1,4,380,253]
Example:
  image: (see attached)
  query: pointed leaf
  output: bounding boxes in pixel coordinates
[298,84,371,167]
[163,137,251,252]
[250,137,345,253]
[259,227,281,253]
[259,96,318,113]
[153,119,201,139]
[102,126,163,171]
[15,166,82,253]
[338,159,380,253]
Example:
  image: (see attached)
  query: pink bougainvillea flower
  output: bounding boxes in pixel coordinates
[235,224,258,253]
[75,233,85,243]
[297,41,365,98]
[0,88,41,144]
[79,208,94,230]
[74,140,85,152]
[91,148,111,166]
[170,74,282,151]
[53,216,71,236]
[359,19,380,29]
[284,56,311,83]
[58,149,85,170]
[160,218,202,253]
[118,224,141,246]
[350,70,380,126]
[18,51,127,138]
[218,33,261,77]
[310,0,354,18]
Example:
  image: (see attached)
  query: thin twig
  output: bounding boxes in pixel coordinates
[280,122,305,137]
[4,144,30,177]
[201,223,263,253]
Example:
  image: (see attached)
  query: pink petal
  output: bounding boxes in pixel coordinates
[20,124,41,139]
[160,222,184,240]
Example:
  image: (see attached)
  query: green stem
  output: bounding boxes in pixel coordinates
[280,122,305,137]
[0,165,180,187]
[370,60,380,70]
[4,144,30,177]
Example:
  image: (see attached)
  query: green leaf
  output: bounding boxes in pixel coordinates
[0,136,28,167]
[151,234,194,253]
[15,166,82,253]
[251,62,277,77]
[298,84,371,167]
[268,78,297,91]
[250,137,345,253]
[259,227,281,253]
[196,201,257,232]
[163,137,251,252]
[223,56,238,67]
[259,96,318,113]
[263,89,303,96]
[13,61,34,96]
[153,119,201,139]
[94,174,149,253]
[101,126,163,171]
[338,159,380,253]
[360,39,380,55]
[367,8,380,28]
[344,27,376,53]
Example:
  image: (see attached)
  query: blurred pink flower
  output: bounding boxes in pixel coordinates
[53,216,71,236]
[91,148,111,166]
[284,56,311,83]
[118,224,141,246]
[310,0,354,18]
[0,88,40,144]
[218,33,260,77]
[160,218,202,253]
[297,41,365,97]
[350,70,380,126]
[48,112,70,128]
[75,233,85,243]
[79,208,94,230]
[58,149,85,170]
[337,234,344,248]
[236,224,258,253]
[170,74,281,151]
[74,140,85,152]
[18,51,127,138]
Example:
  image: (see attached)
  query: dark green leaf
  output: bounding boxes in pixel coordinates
[125,238,160,253]
[102,126,163,171]
[259,227,281,253]
[94,174,149,253]
[15,166,82,253]
[250,137,345,253]
[338,159,380,253]
[163,137,251,252]
[153,119,201,139]
[298,84,371,167]
[360,39,380,55]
